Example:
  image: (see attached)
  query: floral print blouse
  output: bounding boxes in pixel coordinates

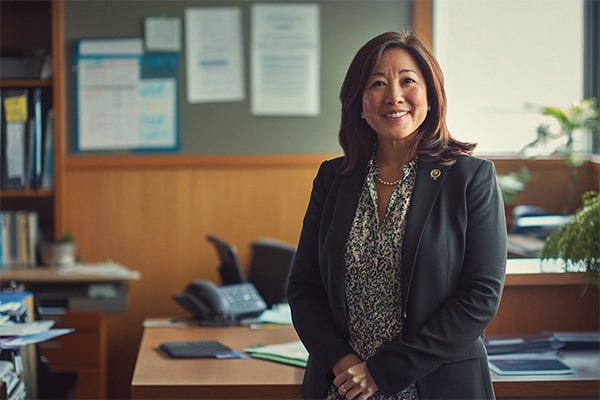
[324,156,419,400]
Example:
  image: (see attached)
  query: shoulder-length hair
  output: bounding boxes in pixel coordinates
[338,31,476,174]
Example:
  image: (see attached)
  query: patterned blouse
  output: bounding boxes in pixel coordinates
[324,156,420,400]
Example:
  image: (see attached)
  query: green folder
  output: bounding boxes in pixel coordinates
[245,340,308,368]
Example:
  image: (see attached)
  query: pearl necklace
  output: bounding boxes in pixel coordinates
[375,174,401,186]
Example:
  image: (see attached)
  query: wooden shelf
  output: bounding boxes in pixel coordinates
[0,79,52,88]
[505,272,593,287]
[0,190,53,198]
[64,153,336,169]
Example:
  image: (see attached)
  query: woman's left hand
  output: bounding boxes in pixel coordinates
[333,361,379,400]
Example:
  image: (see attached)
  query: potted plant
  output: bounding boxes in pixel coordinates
[39,230,77,266]
[540,191,599,287]
[521,98,600,213]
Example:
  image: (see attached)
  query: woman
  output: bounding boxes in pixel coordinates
[287,31,507,400]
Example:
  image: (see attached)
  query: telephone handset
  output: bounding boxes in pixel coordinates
[173,280,267,325]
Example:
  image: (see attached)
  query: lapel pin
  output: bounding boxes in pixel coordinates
[430,168,441,181]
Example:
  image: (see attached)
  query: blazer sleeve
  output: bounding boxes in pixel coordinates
[367,159,507,395]
[287,160,354,370]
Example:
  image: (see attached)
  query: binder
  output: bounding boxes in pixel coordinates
[0,87,50,191]
[0,88,28,190]
[40,108,54,190]
[28,88,44,190]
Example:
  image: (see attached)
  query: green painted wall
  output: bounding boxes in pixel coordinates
[64,0,412,154]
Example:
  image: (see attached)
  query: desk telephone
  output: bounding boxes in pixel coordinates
[173,280,267,325]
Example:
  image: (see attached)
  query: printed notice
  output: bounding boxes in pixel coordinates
[185,7,245,103]
[77,57,141,150]
[251,4,320,116]
[75,38,178,152]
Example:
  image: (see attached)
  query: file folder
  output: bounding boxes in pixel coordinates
[488,356,575,375]
[245,340,308,368]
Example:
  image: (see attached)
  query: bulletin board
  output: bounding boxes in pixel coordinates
[72,38,179,153]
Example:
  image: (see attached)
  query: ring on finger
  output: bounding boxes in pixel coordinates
[339,385,348,395]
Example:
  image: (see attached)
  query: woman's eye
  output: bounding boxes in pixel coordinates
[403,77,416,85]
[370,80,385,88]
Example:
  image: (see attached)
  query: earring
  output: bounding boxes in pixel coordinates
[427,106,431,111]
[360,112,365,119]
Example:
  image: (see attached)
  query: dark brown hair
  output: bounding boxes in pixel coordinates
[338,31,476,174]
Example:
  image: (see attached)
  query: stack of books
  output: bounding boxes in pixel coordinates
[0,211,39,268]
[0,360,25,400]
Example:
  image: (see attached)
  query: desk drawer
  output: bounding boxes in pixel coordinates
[38,331,101,366]
[44,364,104,400]
[42,311,103,331]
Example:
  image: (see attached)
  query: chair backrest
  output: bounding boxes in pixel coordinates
[206,234,245,285]
[247,238,296,308]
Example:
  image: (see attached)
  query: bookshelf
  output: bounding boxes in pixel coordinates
[0,0,65,248]
[0,2,107,399]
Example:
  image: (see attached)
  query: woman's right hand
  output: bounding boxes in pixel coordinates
[332,353,363,376]
[332,354,379,400]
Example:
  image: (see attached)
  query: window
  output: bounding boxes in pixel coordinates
[433,0,585,155]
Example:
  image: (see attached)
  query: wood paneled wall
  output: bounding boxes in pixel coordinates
[62,155,325,398]
[61,155,599,399]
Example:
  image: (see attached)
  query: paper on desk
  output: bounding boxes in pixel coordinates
[0,320,55,337]
[0,302,23,314]
[56,261,141,279]
[0,328,74,349]
[257,303,292,325]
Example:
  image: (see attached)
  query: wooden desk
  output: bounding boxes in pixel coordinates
[132,324,600,399]
[0,265,138,399]
[131,325,304,399]
[492,351,600,398]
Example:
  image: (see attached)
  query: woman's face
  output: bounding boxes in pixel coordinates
[362,47,429,144]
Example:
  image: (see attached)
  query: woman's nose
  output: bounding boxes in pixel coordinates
[386,84,404,104]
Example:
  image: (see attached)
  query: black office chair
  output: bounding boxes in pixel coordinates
[247,238,296,308]
[206,234,245,285]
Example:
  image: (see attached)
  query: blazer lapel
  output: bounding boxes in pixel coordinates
[401,160,448,309]
[327,163,368,317]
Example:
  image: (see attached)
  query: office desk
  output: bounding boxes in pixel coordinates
[132,324,600,399]
[0,264,139,399]
[492,351,600,398]
[131,324,304,399]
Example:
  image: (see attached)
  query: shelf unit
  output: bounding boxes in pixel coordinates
[0,2,107,400]
[0,0,65,242]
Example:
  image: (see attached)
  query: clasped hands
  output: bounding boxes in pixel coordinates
[333,354,378,400]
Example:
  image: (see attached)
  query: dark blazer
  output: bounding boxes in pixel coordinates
[287,155,507,400]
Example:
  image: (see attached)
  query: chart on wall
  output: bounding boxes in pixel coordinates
[72,38,179,152]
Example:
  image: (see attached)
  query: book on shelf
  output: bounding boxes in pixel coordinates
[40,108,54,191]
[0,88,28,191]
[0,211,39,268]
[0,87,52,192]
[0,48,50,80]
[0,360,25,400]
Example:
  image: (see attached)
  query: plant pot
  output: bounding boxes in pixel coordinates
[39,241,76,266]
